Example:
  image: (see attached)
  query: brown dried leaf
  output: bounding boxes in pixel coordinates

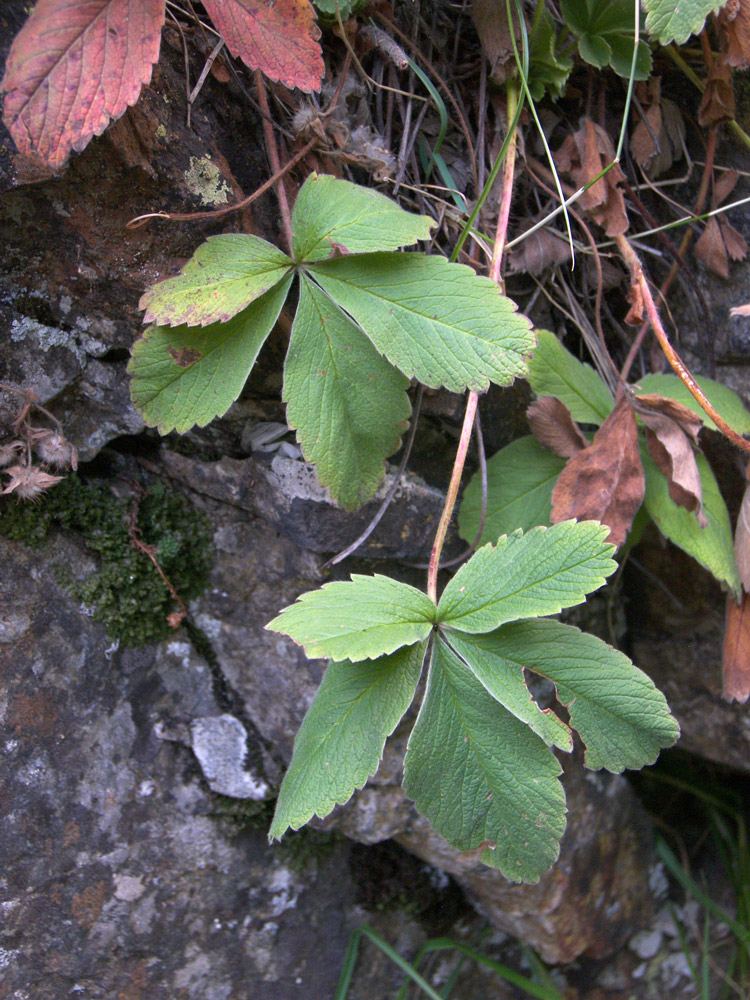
[527,396,588,458]
[1,0,164,171]
[695,215,748,278]
[471,0,524,84]
[550,397,645,548]
[723,594,750,702]
[643,423,707,526]
[719,0,750,69]
[698,55,735,128]
[554,119,628,236]
[713,168,739,206]
[633,393,703,441]
[624,278,645,325]
[630,78,685,178]
[506,224,572,275]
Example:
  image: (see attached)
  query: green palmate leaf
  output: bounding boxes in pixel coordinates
[266,574,436,661]
[527,329,613,424]
[561,0,652,79]
[458,436,566,545]
[468,620,680,772]
[292,173,434,263]
[403,639,566,883]
[285,278,411,510]
[308,253,535,393]
[312,0,363,19]
[437,521,616,634]
[643,0,722,45]
[634,373,750,435]
[641,446,741,599]
[445,631,573,752]
[270,642,428,840]
[528,6,574,100]
[128,277,292,434]
[139,235,293,327]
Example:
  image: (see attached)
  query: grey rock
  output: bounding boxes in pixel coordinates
[160,448,449,559]
[0,530,461,1000]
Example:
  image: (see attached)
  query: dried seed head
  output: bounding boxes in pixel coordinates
[0,440,24,468]
[2,464,64,501]
[30,429,78,470]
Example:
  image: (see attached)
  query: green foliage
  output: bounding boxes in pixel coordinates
[635,373,750,434]
[642,0,724,45]
[267,574,435,661]
[284,277,411,509]
[463,332,746,596]
[527,7,574,101]
[268,521,678,882]
[0,476,212,645]
[458,435,565,546]
[129,279,292,434]
[560,0,652,79]
[526,328,614,424]
[129,173,534,507]
[642,446,741,599]
[269,643,426,839]
[403,638,567,883]
[311,0,365,21]
[437,520,616,633]
[308,253,533,392]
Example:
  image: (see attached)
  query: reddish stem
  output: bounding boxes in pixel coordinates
[427,390,479,603]
[254,70,293,251]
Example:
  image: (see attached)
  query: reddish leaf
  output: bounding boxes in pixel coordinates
[202,0,323,93]
[527,396,588,458]
[723,594,750,703]
[1,0,164,171]
[551,397,644,548]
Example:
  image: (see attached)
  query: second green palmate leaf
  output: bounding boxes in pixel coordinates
[284,277,411,510]
[403,638,567,883]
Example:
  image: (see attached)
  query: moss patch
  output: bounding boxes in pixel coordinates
[0,474,212,646]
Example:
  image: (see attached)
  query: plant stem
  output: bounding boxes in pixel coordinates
[616,234,750,454]
[254,69,294,251]
[427,80,521,602]
[490,83,518,285]
[427,390,479,603]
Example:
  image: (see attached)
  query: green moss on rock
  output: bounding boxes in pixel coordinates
[0,475,212,646]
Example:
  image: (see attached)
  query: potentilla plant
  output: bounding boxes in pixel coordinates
[129,175,679,883]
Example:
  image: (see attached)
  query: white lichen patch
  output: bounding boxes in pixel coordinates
[184,156,231,206]
[190,715,268,799]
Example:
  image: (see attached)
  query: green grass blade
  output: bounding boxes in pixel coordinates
[333,925,446,1000]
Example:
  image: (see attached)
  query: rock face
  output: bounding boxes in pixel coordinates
[0,531,468,1000]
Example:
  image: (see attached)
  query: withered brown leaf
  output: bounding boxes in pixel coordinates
[555,119,628,237]
[723,593,750,703]
[698,55,735,128]
[471,0,524,83]
[550,397,644,548]
[695,215,748,278]
[527,396,588,458]
[630,78,685,179]
[720,0,750,69]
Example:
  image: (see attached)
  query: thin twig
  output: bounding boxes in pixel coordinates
[126,138,318,229]
[427,391,479,603]
[127,486,188,628]
[323,387,424,569]
[616,234,750,454]
[188,39,225,120]
[254,69,293,250]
